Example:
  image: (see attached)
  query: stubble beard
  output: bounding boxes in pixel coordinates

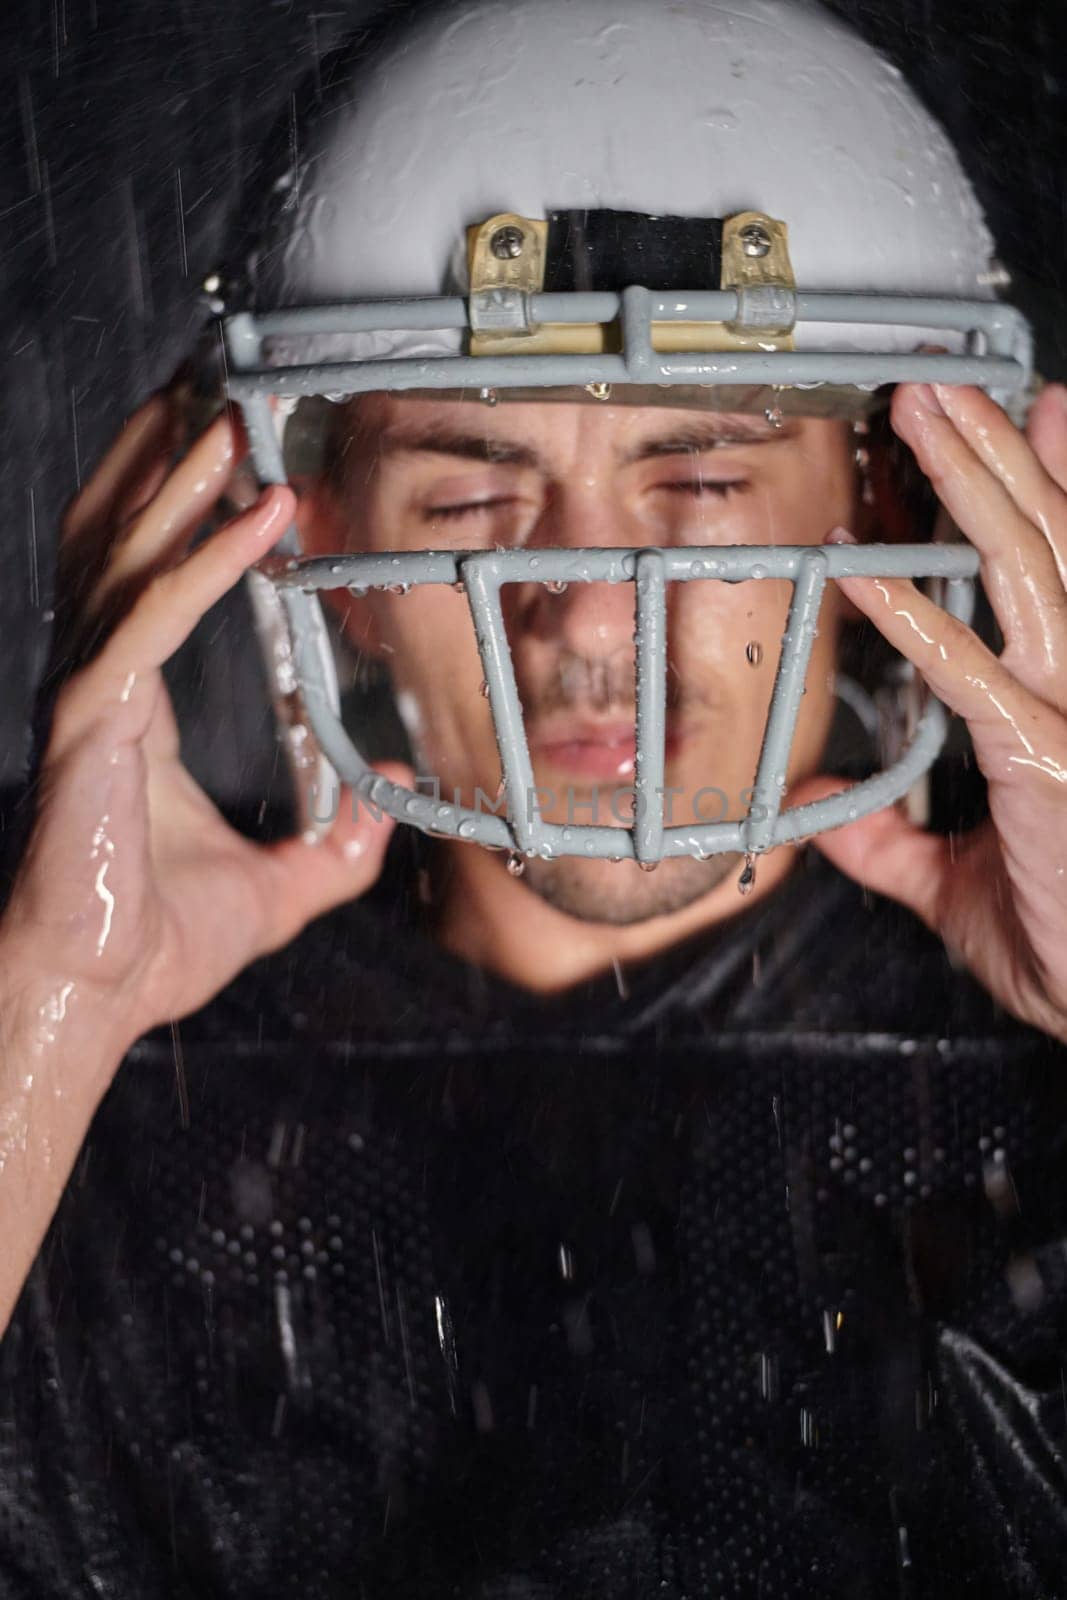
[407,648,742,923]
[518,848,742,925]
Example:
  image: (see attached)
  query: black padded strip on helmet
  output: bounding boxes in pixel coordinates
[543,210,724,294]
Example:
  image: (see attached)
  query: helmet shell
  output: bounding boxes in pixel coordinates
[244,0,997,365]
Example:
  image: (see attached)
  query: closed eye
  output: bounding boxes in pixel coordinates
[658,479,749,499]
[423,498,517,521]
[422,481,748,521]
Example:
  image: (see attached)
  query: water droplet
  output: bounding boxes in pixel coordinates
[545,579,568,595]
[479,679,490,698]
[764,404,784,429]
[452,580,466,594]
[388,582,411,596]
[738,853,757,896]
[479,387,499,406]
[458,819,477,839]
[506,851,525,877]
[638,860,659,873]
[585,382,612,401]
[745,640,763,667]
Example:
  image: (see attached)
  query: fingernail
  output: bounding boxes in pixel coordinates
[911,383,945,417]
[254,485,290,534]
[824,525,857,545]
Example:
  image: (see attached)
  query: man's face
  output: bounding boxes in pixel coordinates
[315,394,857,924]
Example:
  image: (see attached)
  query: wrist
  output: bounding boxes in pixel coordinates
[0,936,134,1100]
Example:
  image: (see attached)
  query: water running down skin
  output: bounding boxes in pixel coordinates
[1,381,1067,1345]
[806,382,1067,1042]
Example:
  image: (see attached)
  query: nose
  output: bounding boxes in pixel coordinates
[510,481,643,654]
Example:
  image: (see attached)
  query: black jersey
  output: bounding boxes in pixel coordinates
[1,838,1066,1599]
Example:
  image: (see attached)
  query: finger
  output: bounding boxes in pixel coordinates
[788,773,951,930]
[828,536,1067,784]
[49,486,294,762]
[1025,383,1067,500]
[932,382,1067,588]
[62,393,174,548]
[890,384,1067,656]
[88,408,247,615]
[259,762,414,950]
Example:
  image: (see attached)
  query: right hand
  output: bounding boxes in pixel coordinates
[2,394,405,1073]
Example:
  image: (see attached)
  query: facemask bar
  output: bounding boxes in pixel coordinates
[262,542,976,864]
[225,286,1031,402]
[221,283,1031,861]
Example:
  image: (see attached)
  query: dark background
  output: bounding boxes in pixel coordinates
[1,0,1064,803]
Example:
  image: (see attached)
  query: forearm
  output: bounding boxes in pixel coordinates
[0,946,128,1337]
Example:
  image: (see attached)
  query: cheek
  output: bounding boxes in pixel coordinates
[741,460,855,543]
[670,578,843,726]
[671,578,796,680]
[378,591,484,696]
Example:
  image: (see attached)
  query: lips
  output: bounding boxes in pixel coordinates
[527,718,685,782]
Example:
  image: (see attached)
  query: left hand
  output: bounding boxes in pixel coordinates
[807,380,1067,1042]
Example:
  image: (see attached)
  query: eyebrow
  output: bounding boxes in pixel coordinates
[373,414,798,472]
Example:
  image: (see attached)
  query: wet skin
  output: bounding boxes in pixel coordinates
[3,379,1066,1344]
[812,382,1067,1043]
[2,383,1067,1022]
[309,396,853,941]
[304,382,1067,1012]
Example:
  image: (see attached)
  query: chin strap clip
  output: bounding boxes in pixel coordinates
[466,208,797,356]
[721,212,796,343]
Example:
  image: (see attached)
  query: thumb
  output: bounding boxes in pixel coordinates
[262,761,415,948]
[787,775,950,932]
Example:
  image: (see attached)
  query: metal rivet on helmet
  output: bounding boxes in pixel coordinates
[490,225,526,259]
[739,221,772,259]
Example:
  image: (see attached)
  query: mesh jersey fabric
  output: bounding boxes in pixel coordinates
[1,828,1066,1600]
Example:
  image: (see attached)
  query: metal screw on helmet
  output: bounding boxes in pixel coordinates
[739,222,772,258]
[490,225,526,259]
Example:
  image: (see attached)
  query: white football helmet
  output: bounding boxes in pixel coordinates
[206,0,1032,864]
